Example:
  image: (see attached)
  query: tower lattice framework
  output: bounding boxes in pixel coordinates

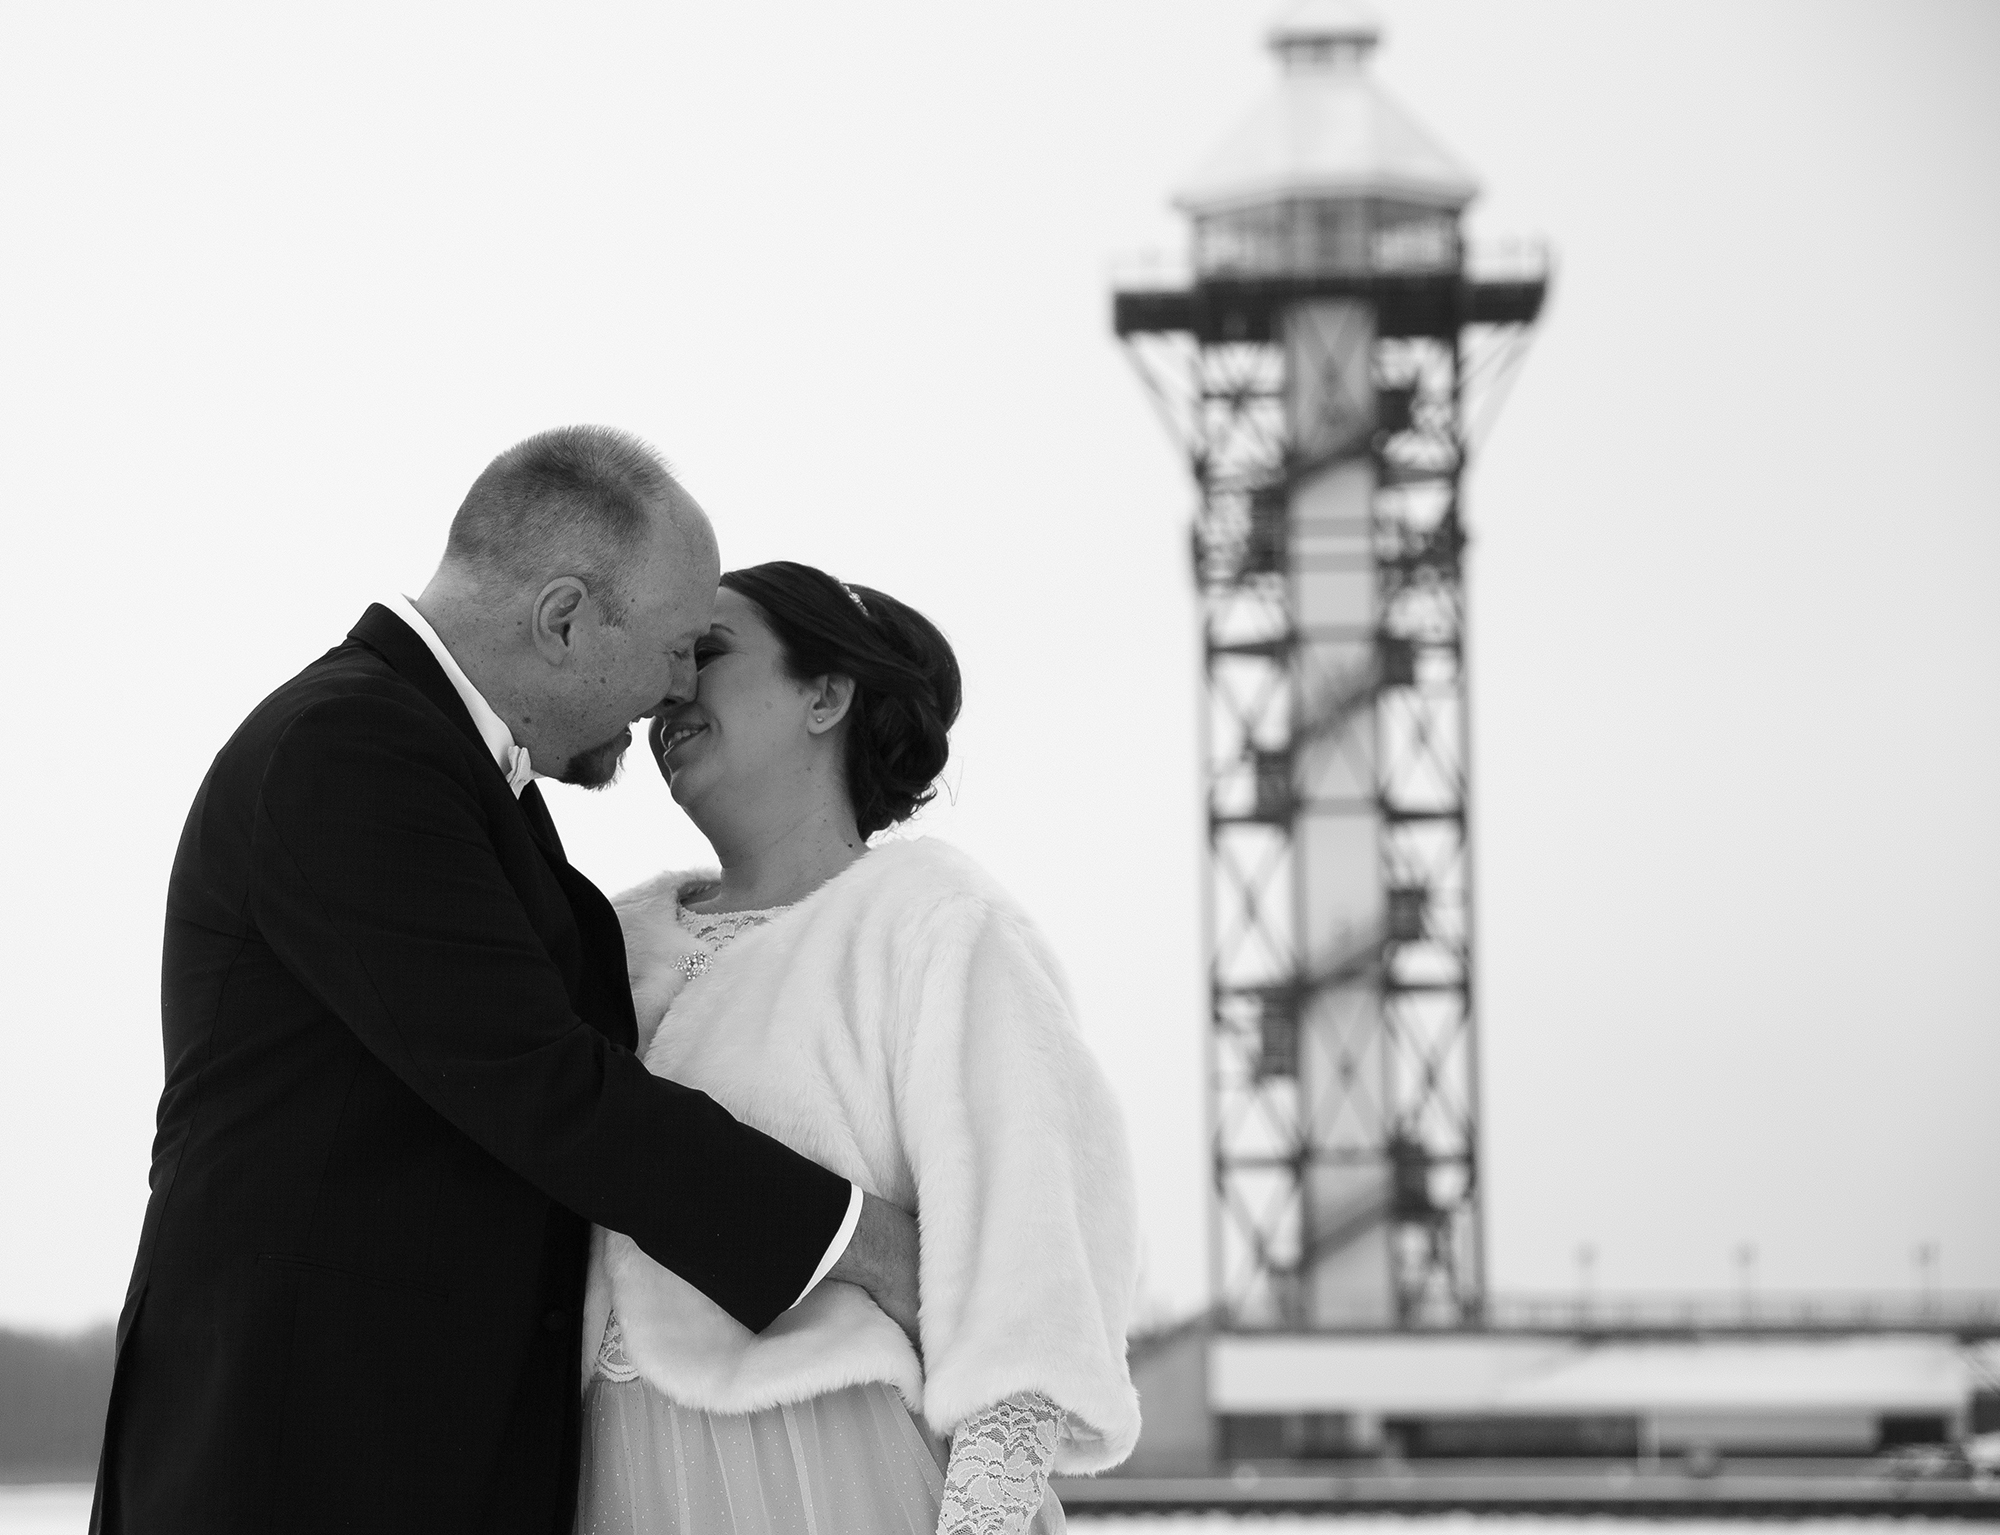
[1117,270,1543,1330]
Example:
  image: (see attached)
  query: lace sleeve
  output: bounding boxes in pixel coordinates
[937,1391,1064,1535]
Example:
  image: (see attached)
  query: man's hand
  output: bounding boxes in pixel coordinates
[823,1192,921,1351]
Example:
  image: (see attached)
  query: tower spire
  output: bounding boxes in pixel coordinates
[1267,0,1384,66]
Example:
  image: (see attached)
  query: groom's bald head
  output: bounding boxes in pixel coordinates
[420,425,722,789]
[442,425,707,621]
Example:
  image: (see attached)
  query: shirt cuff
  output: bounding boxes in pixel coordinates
[790,1181,865,1310]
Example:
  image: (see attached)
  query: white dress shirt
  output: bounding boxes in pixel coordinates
[386,595,862,1306]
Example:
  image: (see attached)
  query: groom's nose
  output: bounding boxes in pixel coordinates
[657,654,698,709]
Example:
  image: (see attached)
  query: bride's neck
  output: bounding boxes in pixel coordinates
[694,795,866,914]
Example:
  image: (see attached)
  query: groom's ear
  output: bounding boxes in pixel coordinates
[804,674,856,735]
[530,578,589,664]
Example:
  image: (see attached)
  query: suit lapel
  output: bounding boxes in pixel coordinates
[351,605,567,869]
[522,790,639,1050]
[345,604,635,1050]
[348,602,577,942]
[516,783,568,867]
[348,604,500,776]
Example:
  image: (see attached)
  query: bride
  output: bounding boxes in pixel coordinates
[576,561,1141,1534]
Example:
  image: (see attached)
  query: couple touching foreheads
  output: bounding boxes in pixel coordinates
[91,427,1140,1535]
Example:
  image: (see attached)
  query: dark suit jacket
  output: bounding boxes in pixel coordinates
[91,605,849,1534]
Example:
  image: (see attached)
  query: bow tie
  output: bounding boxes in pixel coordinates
[504,743,537,795]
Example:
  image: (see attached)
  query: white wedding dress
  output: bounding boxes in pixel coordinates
[574,897,1066,1535]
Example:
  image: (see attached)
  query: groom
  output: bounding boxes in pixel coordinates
[92,427,918,1534]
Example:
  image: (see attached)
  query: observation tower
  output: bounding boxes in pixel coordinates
[1115,0,1547,1335]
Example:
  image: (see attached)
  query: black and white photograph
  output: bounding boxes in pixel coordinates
[1,2,1996,1533]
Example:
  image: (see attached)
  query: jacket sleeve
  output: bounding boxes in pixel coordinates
[246,691,849,1332]
[901,899,1143,1474]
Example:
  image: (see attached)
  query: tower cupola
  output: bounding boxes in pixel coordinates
[1176,0,1479,277]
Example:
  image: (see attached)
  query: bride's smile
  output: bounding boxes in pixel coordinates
[653,717,706,763]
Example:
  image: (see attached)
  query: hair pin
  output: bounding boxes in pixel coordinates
[841,583,871,618]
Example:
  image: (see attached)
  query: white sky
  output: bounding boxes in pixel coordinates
[2,1,1996,1331]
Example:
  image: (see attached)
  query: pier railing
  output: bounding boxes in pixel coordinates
[1483,1290,2000,1339]
[1198,1292,2000,1339]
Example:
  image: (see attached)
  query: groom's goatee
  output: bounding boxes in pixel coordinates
[565,727,634,790]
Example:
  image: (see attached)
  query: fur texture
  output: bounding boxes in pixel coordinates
[581,838,1142,1473]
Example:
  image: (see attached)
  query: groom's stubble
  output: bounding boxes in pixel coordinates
[560,725,637,789]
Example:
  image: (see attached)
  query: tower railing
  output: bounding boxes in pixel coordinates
[1107,238,1553,298]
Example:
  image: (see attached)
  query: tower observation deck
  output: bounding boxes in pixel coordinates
[1115,0,1548,1333]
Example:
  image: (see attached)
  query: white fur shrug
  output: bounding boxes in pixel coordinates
[580,837,1142,1473]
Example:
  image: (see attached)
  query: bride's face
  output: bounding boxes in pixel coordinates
[647,587,825,819]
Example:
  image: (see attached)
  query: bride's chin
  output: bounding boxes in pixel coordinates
[663,764,705,812]
[670,787,726,848]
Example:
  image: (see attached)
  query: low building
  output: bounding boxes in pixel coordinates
[1123,1323,1997,1468]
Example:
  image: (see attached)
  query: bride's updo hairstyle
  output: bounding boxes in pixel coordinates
[719,561,961,837]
